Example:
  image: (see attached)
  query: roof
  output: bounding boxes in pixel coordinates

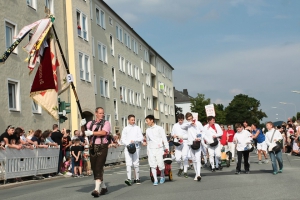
[101,0,174,70]
[174,88,193,103]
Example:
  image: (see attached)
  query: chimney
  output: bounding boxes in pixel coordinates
[183,89,188,95]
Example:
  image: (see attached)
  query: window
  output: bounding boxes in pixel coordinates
[140,58,144,74]
[77,10,88,40]
[131,90,135,105]
[165,104,168,115]
[109,17,113,26]
[124,32,131,48]
[144,49,149,63]
[169,88,173,98]
[116,24,123,42]
[128,89,132,104]
[109,34,114,56]
[92,37,95,57]
[142,84,145,99]
[45,0,54,13]
[97,42,107,63]
[112,67,116,88]
[8,79,20,111]
[147,98,152,110]
[100,78,109,98]
[79,52,90,82]
[5,21,17,53]
[114,99,118,120]
[160,102,164,113]
[133,38,138,54]
[96,7,106,29]
[120,86,127,102]
[32,100,41,114]
[146,73,151,86]
[27,0,37,9]
[140,44,142,50]
[122,117,126,128]
[105,114,111,124]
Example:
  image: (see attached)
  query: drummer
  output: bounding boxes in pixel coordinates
[171,113,190,178]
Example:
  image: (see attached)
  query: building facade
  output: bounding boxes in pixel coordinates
[0,0,69,131]
[0,0,175,134]
[174,88,193,115]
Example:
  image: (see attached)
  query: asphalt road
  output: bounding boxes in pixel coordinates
[0,152,300,200]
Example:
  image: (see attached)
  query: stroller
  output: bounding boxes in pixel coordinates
[220,147,232,168]
[150,153,173,182]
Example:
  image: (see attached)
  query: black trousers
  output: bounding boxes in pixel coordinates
[236,151,250,172]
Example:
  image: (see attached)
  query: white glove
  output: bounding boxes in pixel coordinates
[80,118,86,126]
[85,130,93,137]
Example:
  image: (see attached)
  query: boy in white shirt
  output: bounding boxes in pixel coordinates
[145,115,169,186]
[121,114,144,186]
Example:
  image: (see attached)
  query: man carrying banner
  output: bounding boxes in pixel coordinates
[81,107,110,197]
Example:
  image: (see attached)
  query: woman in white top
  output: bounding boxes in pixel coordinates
[265,122,283,175]
[233,123,252,174]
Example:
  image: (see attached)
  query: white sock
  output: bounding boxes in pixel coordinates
[160,169,165,178]
[203,155,207,164]
[151,168,158,182]
[95,180,101,192]
[193,162,197,176]
[210,157,214,169]
[135,167,139,180]
[183,165,188,173]
[126,166,131,180]
[197,161,201,176]
[100,182,106,189]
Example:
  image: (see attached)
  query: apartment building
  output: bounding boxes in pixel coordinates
[0,0,69,131]
[68,0,175,133]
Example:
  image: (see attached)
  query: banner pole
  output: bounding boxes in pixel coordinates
[52,25,84,120]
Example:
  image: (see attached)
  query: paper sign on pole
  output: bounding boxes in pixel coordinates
[205,104,215,117]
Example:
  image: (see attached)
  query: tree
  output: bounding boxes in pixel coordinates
[175,105,183,122]
[190,94,211,123]
[225,94,267,125]
[214,103,226,125]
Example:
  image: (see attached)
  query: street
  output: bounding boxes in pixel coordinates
[0,152,299,200]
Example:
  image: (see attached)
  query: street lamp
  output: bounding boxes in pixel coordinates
[279,102,297,119]
[272,107,287,120]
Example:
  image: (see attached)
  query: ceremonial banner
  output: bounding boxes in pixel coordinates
[205,104,216,117]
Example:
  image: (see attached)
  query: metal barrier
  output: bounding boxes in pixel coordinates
[36,148,59,175]
[0,151,5,181]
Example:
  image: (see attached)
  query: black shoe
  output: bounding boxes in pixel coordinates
[211,169,216,172]
[235,171,240,175]
[133,179,137,183]
[215,167,219,170]
[91,190,100,197]
[100,188,108,195]
[125,179,132,186]
[197,176,201,182]
[136,179,141,184]
[245,171,250,174]
[177,169,183,176]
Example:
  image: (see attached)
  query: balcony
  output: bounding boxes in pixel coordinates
[150,64,156,76]
[152,87,158,98]
[154,110,160,120]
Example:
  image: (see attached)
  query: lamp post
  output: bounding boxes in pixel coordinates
[272,107,287,121]
[279,102,297,120]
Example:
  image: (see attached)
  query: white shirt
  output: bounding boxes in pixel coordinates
[146,124,169,150]
[265,128,283,146]
[187,121,206,147]
[203,123,223,144]
[121,124,143,147]
[233,129,252,151]
[171,122,188,142]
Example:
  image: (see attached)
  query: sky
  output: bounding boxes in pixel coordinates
[105,0,300,122]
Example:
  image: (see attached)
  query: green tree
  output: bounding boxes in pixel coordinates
[175,105,183,122]
[190,94,211,123]
[225,94,267,125]
[214,103,227,125]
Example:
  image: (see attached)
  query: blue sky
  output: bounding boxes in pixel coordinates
[105,0,300,122]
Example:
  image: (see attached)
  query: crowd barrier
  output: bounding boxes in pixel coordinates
[0,147,59,182]
[0,145,148,182]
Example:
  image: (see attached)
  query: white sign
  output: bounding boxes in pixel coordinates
[66,74,74,83]
[205,104,216,117]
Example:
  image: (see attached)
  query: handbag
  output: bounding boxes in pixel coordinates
[191,140,200,150]
[269,130,282,153]
[210,137,219,147]
[127,143,136,154]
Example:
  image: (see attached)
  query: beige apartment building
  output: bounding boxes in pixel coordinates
[0,0,69,131]
[0,0,175,134]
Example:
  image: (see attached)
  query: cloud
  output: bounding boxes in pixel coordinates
[230,89,243,95]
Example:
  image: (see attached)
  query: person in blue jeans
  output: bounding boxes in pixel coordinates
[265,122,283,175]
